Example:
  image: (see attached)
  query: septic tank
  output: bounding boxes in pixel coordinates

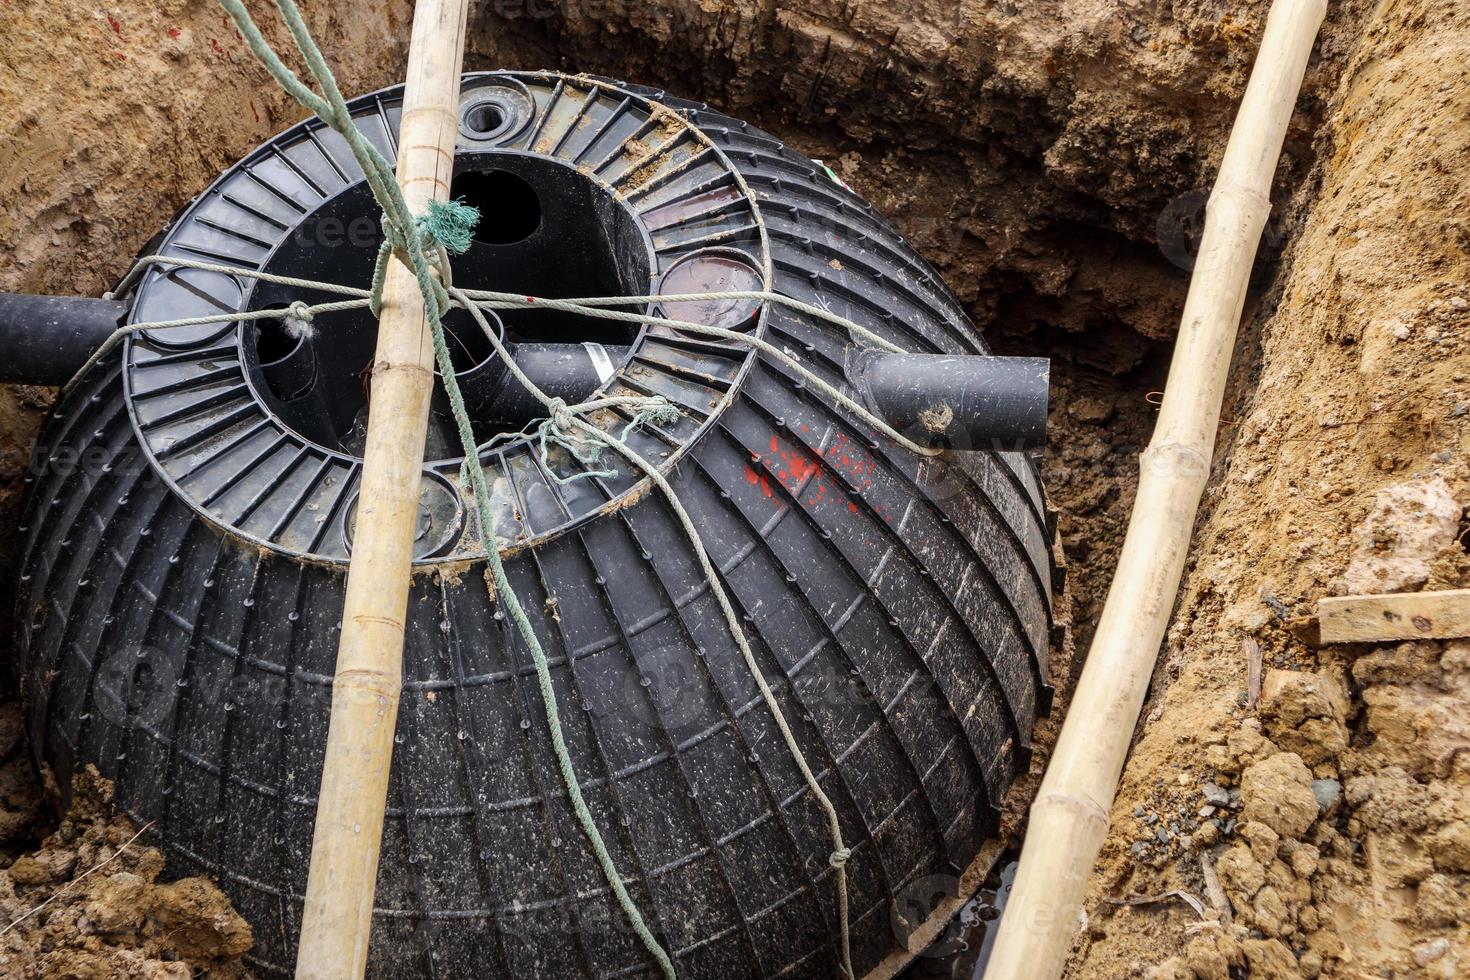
[9,71,1056,979]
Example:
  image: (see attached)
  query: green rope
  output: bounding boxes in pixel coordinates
[422,198,480,256]
[212,2,677,976]
[368,201,477,316]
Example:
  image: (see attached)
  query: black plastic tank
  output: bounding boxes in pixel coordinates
[15,71,1056,979]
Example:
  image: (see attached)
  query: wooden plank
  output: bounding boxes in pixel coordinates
[1318,588,1470,643]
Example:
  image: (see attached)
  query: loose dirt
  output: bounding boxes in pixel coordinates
[2,0,1465,977]
[1,716,252,978]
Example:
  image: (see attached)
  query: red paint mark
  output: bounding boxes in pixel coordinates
[210,37,225,55]
[112,51,127,61]
[792,451,821,481]
[525,296,536,303]
[249,100,260,124]
[743,465,774,499]
[107,14,123,38]
[747,430,878,515]
[167,27,182,38]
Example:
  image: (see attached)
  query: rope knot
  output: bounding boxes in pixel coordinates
[281,300,316,340]
[418,197,480,257]
[635,396,681,427]
[546,396,575,429]
[369,207,470,318]
[829,847,852,869]
[616,396,681,442]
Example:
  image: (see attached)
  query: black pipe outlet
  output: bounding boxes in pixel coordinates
[0,294,128,385]
[255,324,318,403]
[853,351,1050,451]
[481,341,626,423]
[430,309,511,421]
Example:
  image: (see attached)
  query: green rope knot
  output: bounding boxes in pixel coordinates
[531,398,615,483]
[368,200,479,318]
[419,197,480,256]
[829,847,852,870]
[619,396,681,441]
[500,395,682,487]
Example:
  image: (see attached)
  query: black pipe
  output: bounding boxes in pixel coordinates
[852,351,1049,451]
[255,324,318,403]
[0,294,129,385]
[479,342,627,423]
[431,309,511,421]
[486,345,1049,453]
[0,291,1050,452]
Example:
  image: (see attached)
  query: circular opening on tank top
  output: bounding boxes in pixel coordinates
[451,169,541,244]
[241,152,655,457]
[462,100,508,138]
[656,248,765,330]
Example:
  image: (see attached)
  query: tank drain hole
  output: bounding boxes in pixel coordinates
[451,169,541,245]
[463,101,507,137]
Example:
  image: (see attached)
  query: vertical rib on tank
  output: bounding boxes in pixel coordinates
[15,70,1055,979]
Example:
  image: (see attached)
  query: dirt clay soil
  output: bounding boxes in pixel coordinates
[2,0,1468,977]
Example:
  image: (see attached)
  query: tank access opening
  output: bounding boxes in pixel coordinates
[241,151,654,455]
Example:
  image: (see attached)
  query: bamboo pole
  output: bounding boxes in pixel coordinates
[983,3,1326,977]
[294,1,470,976]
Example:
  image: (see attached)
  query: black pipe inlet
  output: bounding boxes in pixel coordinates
[0,294,128,385]
[852,351,1050,451]
[481,341,624,422]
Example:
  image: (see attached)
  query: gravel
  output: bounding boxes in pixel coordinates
[1312,778,1342,813]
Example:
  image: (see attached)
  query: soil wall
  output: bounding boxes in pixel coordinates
[1070,2,1470,977]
